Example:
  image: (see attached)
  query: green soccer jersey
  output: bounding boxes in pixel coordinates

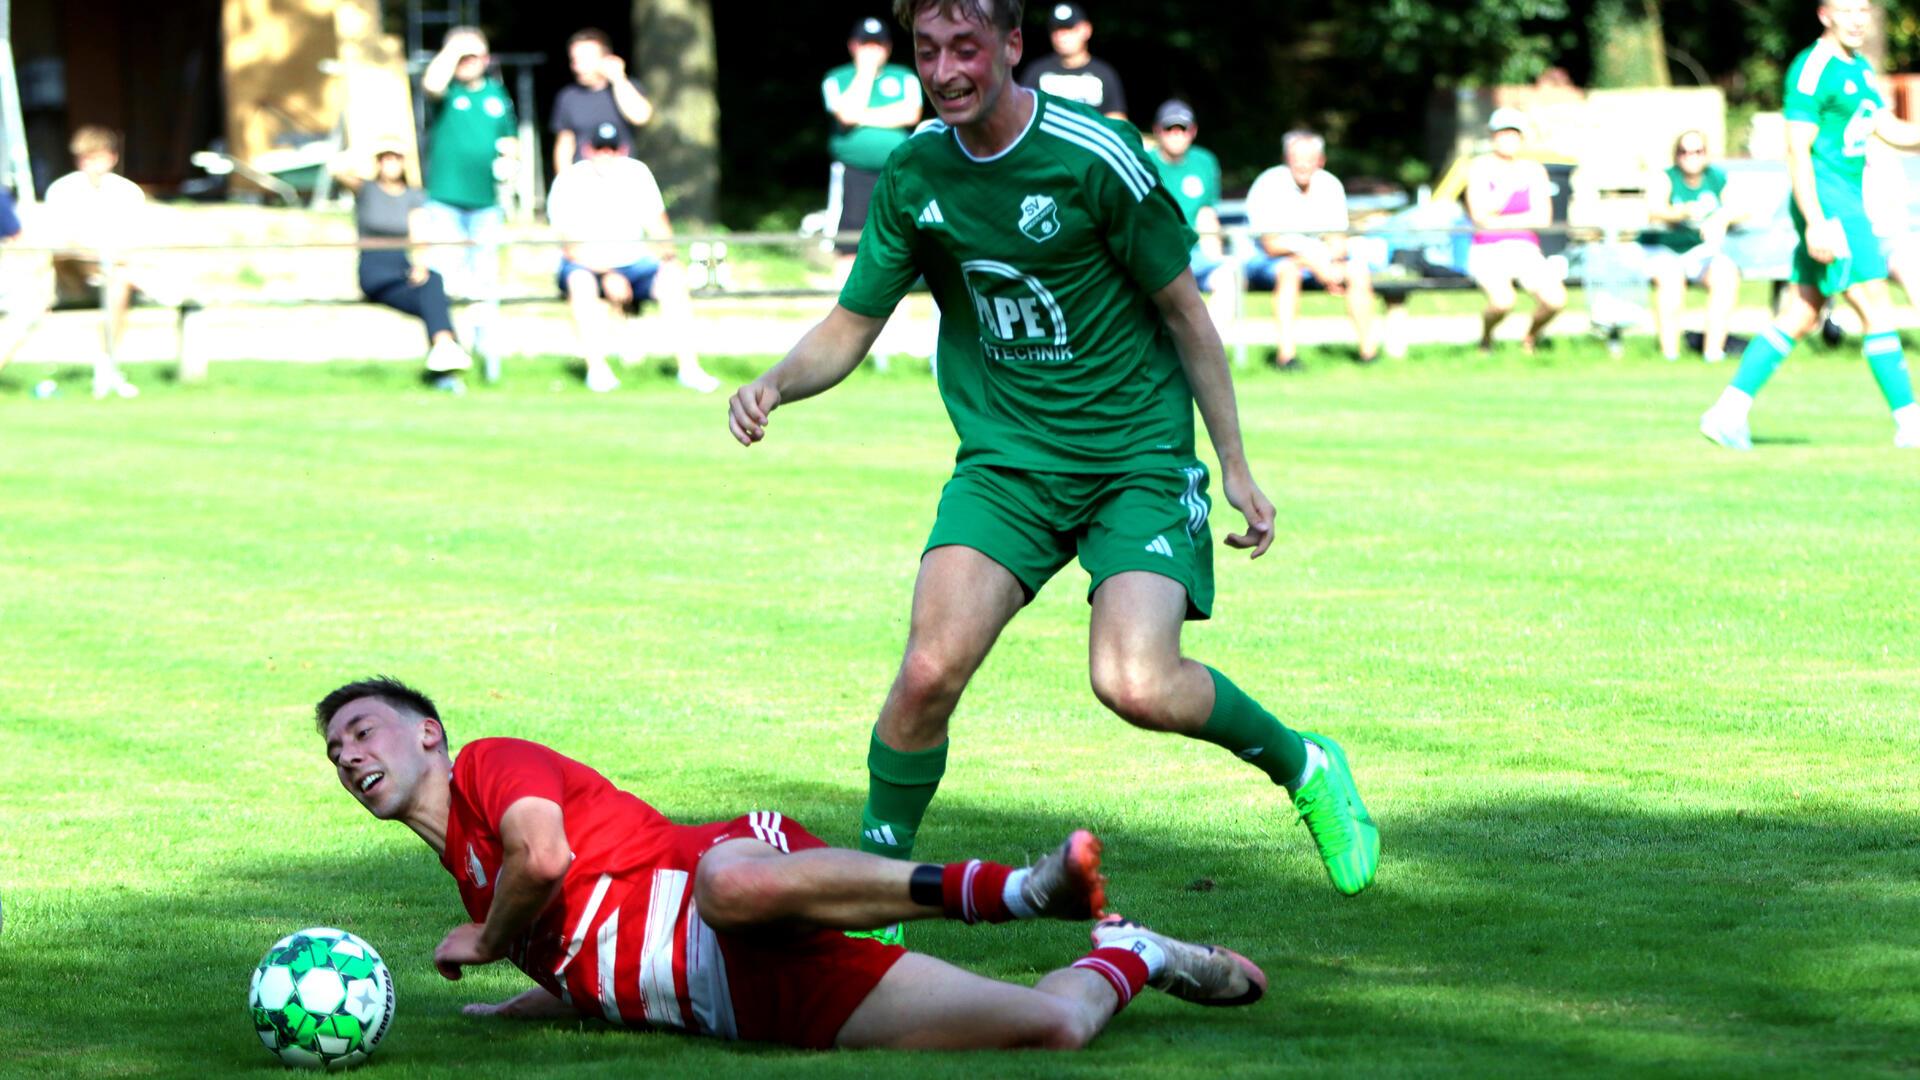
[823,63,921,171]
[1150,144,1220,231]
[1784,38,1882,207]
[839,93,1200,473]
[425,78,516,210]
[1640,165,1727,252]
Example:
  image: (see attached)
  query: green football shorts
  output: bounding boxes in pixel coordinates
[923,462,1217,619]
[1791,197,1887,294]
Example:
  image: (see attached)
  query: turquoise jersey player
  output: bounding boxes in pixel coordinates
[727,0,1379,937]
[1702,0,1920,450]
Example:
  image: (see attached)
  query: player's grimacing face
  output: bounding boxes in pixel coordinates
[913,12,1020,127]
[1820,1,1872,49]
[325,698,437,820]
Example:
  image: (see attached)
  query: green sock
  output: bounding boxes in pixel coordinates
[859,728,947,859]
[1864,332,1915,410]
[1731,325,1796,396]
[1197,667,1308,787]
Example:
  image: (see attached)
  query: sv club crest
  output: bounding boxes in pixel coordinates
[1018,194,1061,243]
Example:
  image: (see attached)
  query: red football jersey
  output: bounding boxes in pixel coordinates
[441,738,680,995]
[439,737,904,1045]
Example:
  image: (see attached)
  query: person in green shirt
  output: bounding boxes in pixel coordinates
[1148,99,1238,330]
[421,27,518,381]
[1702,0,1920,450]
[730,0,1380,946]
[1640,130,1745,362]
[822,17,924,279]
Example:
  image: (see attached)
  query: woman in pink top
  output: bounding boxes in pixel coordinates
[1465,109,1566,351]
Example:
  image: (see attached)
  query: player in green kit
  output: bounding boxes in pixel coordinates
[1701,0,1920,450]
[728,0,1379,941]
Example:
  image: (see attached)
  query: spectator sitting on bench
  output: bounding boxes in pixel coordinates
[1641,130,1745,362]
[547,122,717,394]
[1243,129,1377,369]
[331,141,474,392]
[1147,100,1239,335]
[43,125,182,399]
[1465,109,1565,353]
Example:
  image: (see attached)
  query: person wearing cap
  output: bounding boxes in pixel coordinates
[550,28,653,168]
[547,123,718,394]
[420,25,517,381]
[330,141,474,391]
[1639,130,1744,363]
[822,17,923,280]
[1019,3,1127,121]
[1465,108,1565,352]
[1147,100,1237,328]
[1242,129,1377,369]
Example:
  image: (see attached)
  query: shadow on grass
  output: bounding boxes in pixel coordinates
[5,779,1919,1076]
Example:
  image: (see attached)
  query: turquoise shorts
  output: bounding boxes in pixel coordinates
[1791,197,1887,294]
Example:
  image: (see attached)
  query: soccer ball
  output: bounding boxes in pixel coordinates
[248,927,395,1069]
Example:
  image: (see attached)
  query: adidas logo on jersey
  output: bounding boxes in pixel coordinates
[1144,535,1174,558]
[918,200,945,226]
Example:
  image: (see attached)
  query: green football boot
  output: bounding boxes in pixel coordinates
[1292,733,1379,896]
[845,923,906,947]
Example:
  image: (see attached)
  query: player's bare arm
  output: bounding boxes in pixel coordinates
[728,305,886,445]
[463,984,574,1020]
[1784,121,1842,263]
[433,796,568,980]
[1151,271,1275,558]
[1874,112,1920,152]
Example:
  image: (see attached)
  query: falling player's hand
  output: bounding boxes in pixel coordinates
[728,378,782,446]
[1221,468,1275,559]
[433,921,499,980]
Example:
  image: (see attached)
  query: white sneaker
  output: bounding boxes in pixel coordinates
[426,338,473,373]
[1091,915,1266,1007]
[585,364,621,393]
[92,375,139,400]
[1897,423,1920,449]
[675,364,720,394]
[1700,406,1751,451]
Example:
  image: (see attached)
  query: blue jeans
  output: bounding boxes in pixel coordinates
[422,202,503,296]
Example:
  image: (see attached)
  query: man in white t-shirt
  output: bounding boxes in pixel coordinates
[43,125,178,398]
[1242,130,1376,369]
[547,123,717,394]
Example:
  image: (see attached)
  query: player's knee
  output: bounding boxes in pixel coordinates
[1029,1000,1097,1050]
[694,857,784,932]
[896,645,971,710]
[1089,658,1178,731]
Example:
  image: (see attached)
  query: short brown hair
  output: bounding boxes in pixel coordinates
[892,0,1024,35]
[568,27,613,51]
[314,675,442,738]
[70,125,119,159]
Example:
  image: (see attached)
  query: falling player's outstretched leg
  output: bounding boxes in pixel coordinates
[1087,570,1379,896]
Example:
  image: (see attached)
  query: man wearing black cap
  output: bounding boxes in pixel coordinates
[547,122,718,394]
[1149,100,1237,326]
[1019,3,1126,121]
[822,17,924,279]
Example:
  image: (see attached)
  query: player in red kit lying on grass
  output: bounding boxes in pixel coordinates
[317,676,1264,1050]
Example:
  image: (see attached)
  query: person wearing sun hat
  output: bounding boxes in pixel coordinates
[1464,106,1566,352]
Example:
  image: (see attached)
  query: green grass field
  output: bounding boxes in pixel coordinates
[2,339,1918,1078]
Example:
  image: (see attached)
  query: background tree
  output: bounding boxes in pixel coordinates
[630,0,717,225]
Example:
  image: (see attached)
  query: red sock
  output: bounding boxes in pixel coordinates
[941,859,1014,924]
[1072,947,1150,1011]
